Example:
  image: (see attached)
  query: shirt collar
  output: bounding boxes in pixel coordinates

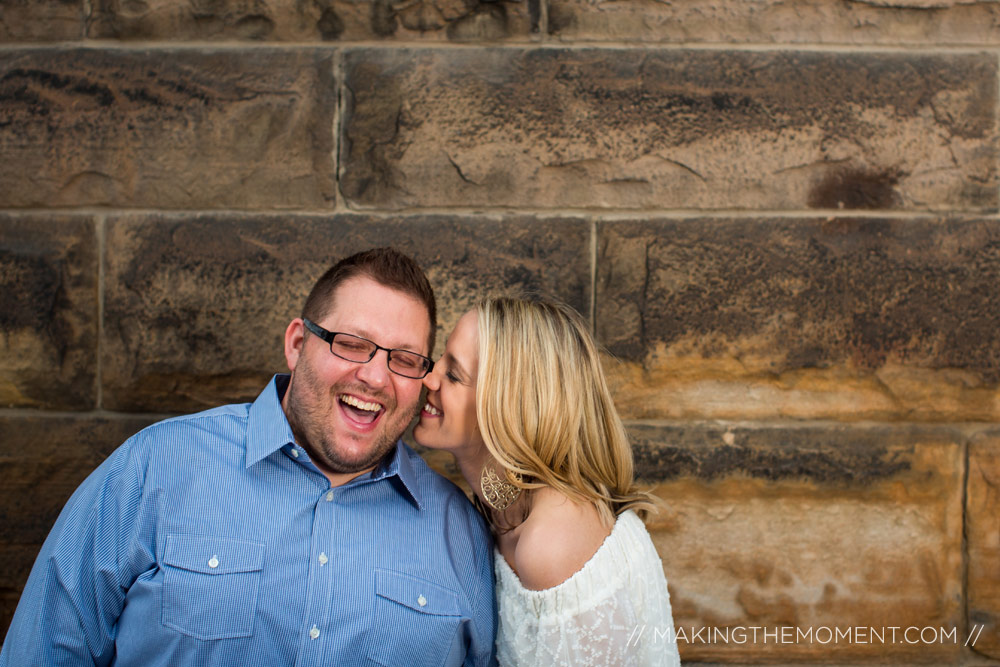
[368,439,424,510]
[245,374,424,509]
[245,374,297,469]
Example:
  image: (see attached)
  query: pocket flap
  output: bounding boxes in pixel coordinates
[164,534,265,575]
[375,569,461,617]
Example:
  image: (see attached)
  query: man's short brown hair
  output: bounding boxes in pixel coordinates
[302,247,437,353]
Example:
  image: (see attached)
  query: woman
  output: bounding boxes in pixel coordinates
[414,296,681,666]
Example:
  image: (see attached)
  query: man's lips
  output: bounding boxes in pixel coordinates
[339,393,384,412]
[338,393,384,427]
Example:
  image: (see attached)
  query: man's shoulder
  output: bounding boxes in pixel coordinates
[114,402,253,468]
[135,402,251,439]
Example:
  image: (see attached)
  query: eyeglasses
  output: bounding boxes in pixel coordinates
[302,318,434,379]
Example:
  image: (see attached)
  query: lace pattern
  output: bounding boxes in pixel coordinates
[494,510,681,666]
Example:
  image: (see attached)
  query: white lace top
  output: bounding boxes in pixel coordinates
[494,510,681,666]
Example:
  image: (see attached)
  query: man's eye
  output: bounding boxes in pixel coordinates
[394,355,421,370]
[335,340,369,353]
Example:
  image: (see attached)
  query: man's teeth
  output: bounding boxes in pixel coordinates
[340,395,383,412]
[424,403,441,416]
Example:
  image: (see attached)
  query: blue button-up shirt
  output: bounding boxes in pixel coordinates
[1,375,496,666]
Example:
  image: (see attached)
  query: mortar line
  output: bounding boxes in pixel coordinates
[332,48,344,212]
[2,207,994,220]
[538,0,549,43]
[96,214,105,411]
[0,41,996,55]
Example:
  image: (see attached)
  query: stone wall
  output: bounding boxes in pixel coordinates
[1,1,998,663]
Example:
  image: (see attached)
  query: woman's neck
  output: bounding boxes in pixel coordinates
[451,441,492,507]
[451,442,529,530]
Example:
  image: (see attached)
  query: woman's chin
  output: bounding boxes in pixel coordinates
[412,422,441,449]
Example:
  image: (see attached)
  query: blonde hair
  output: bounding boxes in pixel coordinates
[475,295,655,525]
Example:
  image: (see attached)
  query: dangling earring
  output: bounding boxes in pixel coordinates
[480,465,522,511]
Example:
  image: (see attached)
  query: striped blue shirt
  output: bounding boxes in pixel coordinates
[1,375,496,666]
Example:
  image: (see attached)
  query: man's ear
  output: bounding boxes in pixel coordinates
[284,318,306,371]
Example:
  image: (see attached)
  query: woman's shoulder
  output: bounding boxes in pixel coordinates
[512,488,613,591]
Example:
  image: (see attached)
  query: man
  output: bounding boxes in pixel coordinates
[1,247,497,666]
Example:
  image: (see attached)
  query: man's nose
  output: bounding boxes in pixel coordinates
[355,348,391,387]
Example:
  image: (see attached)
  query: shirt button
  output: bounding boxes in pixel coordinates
[208,555,219,569]
[291,448,300,458]
[417,595,427,607]
[318,552,328,566]
[309,625,320,640]
[325,490,334,502]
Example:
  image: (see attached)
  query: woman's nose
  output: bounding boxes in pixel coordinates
[423,367,440,391]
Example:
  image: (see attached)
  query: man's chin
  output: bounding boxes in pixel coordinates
[320,436,397,474]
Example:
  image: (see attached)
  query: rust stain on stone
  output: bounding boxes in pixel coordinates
[808,166,902,210]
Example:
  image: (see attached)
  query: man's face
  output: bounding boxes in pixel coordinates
[282,275,431,484]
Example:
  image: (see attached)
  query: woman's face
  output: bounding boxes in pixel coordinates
[414,311,483,453]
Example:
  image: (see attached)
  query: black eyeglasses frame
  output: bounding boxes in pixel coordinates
[302,318,434,379]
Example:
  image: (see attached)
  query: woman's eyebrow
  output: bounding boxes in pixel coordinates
[443,351,469,382]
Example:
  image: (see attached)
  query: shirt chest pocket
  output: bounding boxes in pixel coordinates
[162,534,265,640]
[366,569,466,667]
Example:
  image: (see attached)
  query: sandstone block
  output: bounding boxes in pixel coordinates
[0,215,97,409]
[340,49,996,211]
[968,432,1000,659]
[0,49,335,209]
[0,414,157,639]
[548,0,1000,46]
[0,1,84,41]
[103,213,589,412]
[597,217,1000,422]
[89,0,536,41]
[630,422,964,663]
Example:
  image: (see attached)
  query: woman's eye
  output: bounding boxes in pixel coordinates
[446,371,460,383]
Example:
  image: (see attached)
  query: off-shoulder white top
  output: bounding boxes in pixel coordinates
[494,510,681,666]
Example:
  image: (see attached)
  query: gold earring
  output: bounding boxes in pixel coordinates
[480,466,522,512]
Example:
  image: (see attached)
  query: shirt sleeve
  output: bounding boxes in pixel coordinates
[0,434,158,667]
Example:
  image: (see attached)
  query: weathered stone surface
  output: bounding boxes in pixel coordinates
[0,547,37,641]
[632,422,964,663]
[90,0,536,41]
[0,215,97,409]
[0,49,335,209]
[597,217,1000,422]
[341,48,996,212]
[103,213,590,412]
[0,0,85,41]
[0,414,157,639]
[968,432,1000,660]
[548,0,1000,46]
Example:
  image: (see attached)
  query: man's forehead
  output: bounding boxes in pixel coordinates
[323,276,431,350]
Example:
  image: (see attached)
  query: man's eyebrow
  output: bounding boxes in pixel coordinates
[341,327,423,354]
